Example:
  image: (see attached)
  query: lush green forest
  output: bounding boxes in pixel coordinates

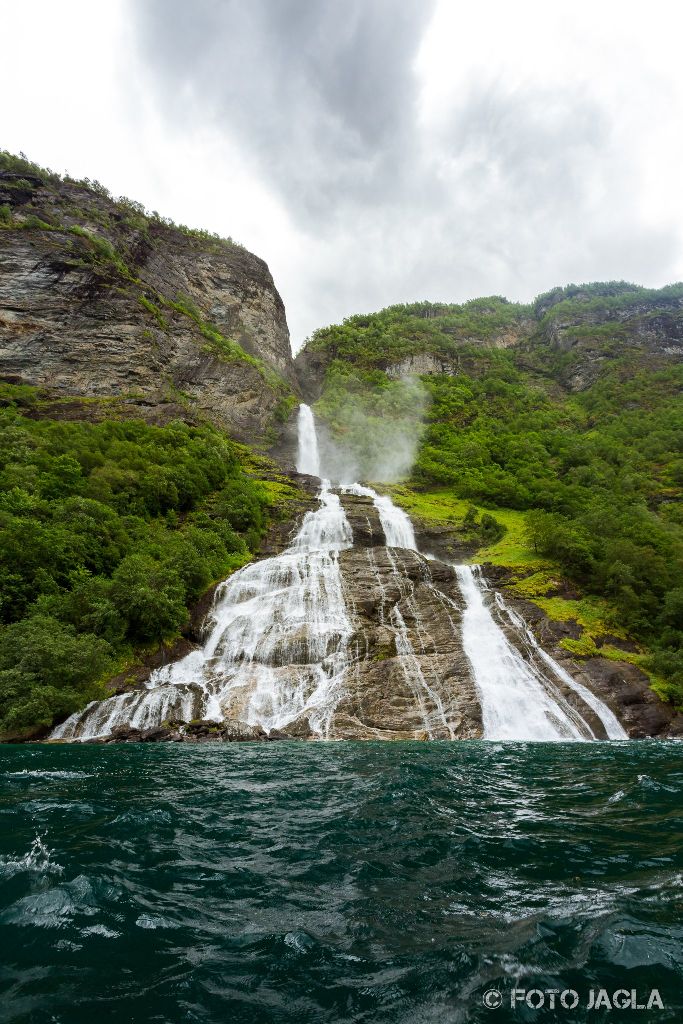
[0,385,293,738]
[309,285,683,706]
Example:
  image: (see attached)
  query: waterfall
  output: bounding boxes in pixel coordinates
[491,588,628,739]
[296,403,321,476]
[50,403,628,743]
[344,481,624,742]
[342,483,417,550]
[53,407,353,741]
[454,565,627,741]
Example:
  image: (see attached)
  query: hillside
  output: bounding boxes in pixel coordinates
[0,152,306,738]
[296,284,683,710]
[1,148,681,738]
[0,151,298,443]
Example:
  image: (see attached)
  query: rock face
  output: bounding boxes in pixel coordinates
[0,170,296,444]
[331,542,482,740]
[537,295,683,392]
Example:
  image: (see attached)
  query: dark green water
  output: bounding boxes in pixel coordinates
[0,742,681,1024]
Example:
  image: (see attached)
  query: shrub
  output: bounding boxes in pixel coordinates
[111,554,187,643]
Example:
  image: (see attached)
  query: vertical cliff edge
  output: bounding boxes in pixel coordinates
[0,158,298,445]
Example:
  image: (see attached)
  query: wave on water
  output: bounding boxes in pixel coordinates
[5,769,95,780]
[0,742,681,1022]
[0,835,63,880]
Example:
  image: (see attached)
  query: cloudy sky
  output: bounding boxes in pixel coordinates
[2,0,683,349]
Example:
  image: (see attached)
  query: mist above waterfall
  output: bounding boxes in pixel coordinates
[314,374,429,484]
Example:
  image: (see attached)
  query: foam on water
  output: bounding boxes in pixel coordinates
[0,835,63,880]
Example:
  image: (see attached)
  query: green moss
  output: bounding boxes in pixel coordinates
[559,636,601,658]
[506,570,559,599]
[475,509,544,567]
[382,486,469,525]
[139,295,168,330]
[22,214,54,230]
[535,594,621,635]
[273,394,299,423]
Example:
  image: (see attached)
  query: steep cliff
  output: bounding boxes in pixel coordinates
[0,155,297,445]
[0,153,308,740]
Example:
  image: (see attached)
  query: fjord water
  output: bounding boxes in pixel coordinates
[1,741,682,1023]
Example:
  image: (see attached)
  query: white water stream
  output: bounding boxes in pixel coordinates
[54,410,353,741]
[51,404,626,742]
[342,479,625,739]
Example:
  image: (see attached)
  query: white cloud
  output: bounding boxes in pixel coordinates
[1,0,682,353]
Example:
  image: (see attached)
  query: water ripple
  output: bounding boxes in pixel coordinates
[0,740,681,1022]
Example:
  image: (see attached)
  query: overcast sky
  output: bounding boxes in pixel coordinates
[2,0,683,350]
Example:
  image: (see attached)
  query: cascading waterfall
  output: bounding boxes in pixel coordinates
[455,565,591,740]
[454,566,627,740]
[342,483,624,742]
[51,402,627,743]
[342,483,417,550]
[53,407,353,741]
[491,586,627,739]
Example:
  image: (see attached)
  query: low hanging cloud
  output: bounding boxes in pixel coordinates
[130,0,683,348]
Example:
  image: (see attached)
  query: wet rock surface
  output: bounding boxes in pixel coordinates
[96,719,284,744]
[333,545,482,740]
[337,493,385,548]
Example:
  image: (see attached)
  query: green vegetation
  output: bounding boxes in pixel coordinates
[0,149,243,250]
[310,288,683,706]
[0,384,298,739]
[308,296,532,367]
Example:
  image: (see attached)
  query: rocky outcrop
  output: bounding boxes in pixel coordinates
[0,170,297,445]
[533,293,683,391]
[337,492,385,548]
[99,719,284,744]
[331,543,482,739]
